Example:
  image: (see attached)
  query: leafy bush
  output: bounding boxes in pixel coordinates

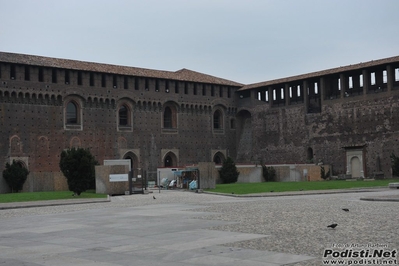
[3,160,29,192]
[262,165,276,182]
[59,148,98,195]
[390,153,399,177]
[218,157,239,184]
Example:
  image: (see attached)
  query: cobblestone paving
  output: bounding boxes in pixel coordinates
[0,189,398,265]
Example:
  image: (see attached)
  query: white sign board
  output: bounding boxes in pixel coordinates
[109,174,129,182]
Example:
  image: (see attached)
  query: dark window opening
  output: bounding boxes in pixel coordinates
[77,71,83,85]
[211,85,215,96]
[307,147,314,162]
[219,86,223,97]
[119,105,128,125]
[101,74,106,87]
[165,80,170,93]
[202,84,206,96]
[66,102,78,124]
[184,83,188,94]
[155,79,159,92]
[65,70,70,84]
[164,107,172,128]
[113,75,117,88]
[24,66,30,81]
[10,64,16,79]
[164,155,173,167]
[124,76,128,89]
[52,69,57,83]
[175,81,179,93]
[227,87,231,98]
[38,67,44,82]
[193,84,197,95]
[145,78,149,90]
[213,110,221,129]
[135,78,139,90]
[89,73,94,86]
[213,155,222,165]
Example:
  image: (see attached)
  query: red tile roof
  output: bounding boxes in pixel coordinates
[0,52,243,86]
[239,55,399,91]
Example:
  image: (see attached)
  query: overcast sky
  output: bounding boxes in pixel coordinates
[0,0,398,84]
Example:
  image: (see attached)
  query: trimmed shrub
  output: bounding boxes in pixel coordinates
[262,165,276,182]
[59,148,98,195]
[218,157,239,184]
[3,160,29,192]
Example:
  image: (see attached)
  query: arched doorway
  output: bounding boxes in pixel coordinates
[123,152,139,171]
[213,152,225,165]
[307,147,314,162]
[163,152,177,167]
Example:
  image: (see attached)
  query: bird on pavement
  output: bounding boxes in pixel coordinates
[153,196,156,199]
[327,223,338,229]
[342,208,349,212]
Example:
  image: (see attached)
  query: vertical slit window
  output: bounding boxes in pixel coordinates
[90,73,94,86]
[383,70,387,83]
[124,76,128,89]
[165,80,169,93]
[193,84,197,95]
[145,78,149,90]
[65,70,70,84]
[77,71,82,85]
[211,85,215,96]
[113,75,117,88]
[24,66,30,81]
[370,72,376,85]
[101,74,106,87]
[175,81,179,93]
[227,87,231,98]
[38,67,44,82]
[219,86,223,97]
[202,84,206,96]
[10,64,16,79]
[52,69,57,83]
[184,83,188,94]
[135,78,139,90]
[213,110,221,129]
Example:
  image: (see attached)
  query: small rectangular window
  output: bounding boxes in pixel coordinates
[24,66,30,81]
[38,67,44,82]
[219,86,223,97]
[113,75,117,88]
[65,70,70,84]
[165,80,169,93]
[227,87,231,98]
[90,72,94,86]
[10,64,16,79]
[134,78,139,90]
[211,85,215,96]
[124,76,128,89]
[145,78,149,90]
[184,83,188,94]
[175,81,179,93]
[370,72,376,85]
[193,84,197,95]
[77,71,82,85]
[52,69,57,83]
[202,84,206,96]
[155,79,159,91]
[101,74,106,87]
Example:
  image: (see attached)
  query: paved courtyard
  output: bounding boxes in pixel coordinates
[0,189,398,266]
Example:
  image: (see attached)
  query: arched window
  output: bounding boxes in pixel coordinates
[66,102,78,124]
[213,110,222,129]
[119,105,128,126]
[164,107,172,128]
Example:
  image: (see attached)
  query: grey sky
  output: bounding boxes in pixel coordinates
[1,0,398,84]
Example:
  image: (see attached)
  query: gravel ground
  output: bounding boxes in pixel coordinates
[0,189,398,266]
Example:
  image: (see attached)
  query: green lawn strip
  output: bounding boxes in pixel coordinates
[205,179,398,195]
[0,190,107,203]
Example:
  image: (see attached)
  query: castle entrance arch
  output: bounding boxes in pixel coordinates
[163,152,177,167]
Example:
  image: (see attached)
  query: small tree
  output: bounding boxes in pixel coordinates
[3,160,29,192]
[59,148,98,195]
[218,157,239,184]
[390,153,399,177]
[262,165,276,182]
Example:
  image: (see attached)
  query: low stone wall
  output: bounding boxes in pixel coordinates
[95,165,130,195]
[198,162,217,189]
[21,172,68,192]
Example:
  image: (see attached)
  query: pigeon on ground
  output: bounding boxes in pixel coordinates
[342,208,349,212]
[327,223,338,229]
[153,196,156,199]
